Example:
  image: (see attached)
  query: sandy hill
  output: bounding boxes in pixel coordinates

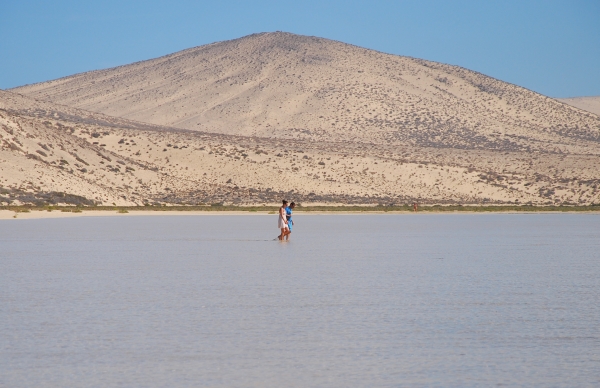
[558,97,600,117]
[13,32,600,153]
[2,89,600,206]
[4,32,600,206]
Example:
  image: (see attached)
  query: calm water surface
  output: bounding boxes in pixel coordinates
[1,214,599,387]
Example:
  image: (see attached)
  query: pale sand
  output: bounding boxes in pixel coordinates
[3,209,599,220]
[13,32,599,145]
[2,32,600,206]
[0,210,274,220]
[3,88,600,207]
[2,210,393,220]
[1,210,391,220]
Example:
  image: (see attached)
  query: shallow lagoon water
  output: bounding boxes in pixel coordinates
[2,214,600,387]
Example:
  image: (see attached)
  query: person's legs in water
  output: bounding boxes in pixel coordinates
[278,200,289,240]
[279,227,290,241]
[285,220,292,240]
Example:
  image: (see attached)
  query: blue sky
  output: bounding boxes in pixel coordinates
[1,0,598,97]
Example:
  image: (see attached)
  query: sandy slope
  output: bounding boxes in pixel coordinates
[2,89,600,206]
[13,32,600,152]
[4,32,600,206]
[558,97,600,117]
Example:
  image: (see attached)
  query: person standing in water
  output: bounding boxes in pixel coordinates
[278,200,290,241]
[285,202,295,241]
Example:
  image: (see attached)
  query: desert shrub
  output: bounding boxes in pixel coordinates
[75,156,89,165]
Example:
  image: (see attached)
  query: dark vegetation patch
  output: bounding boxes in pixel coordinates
[0,187,96,206]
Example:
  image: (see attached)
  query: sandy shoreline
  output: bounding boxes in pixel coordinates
[2,210,413,219]
[0,210,274,220]
[2,209,599,220]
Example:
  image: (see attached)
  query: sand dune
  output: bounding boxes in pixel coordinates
[3,32,600,206]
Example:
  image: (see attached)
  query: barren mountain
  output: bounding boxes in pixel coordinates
[558,96,600,117]
[4,32,600,206]
[14,32,600,152]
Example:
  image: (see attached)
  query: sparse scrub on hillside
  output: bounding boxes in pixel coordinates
[2,33,600,207]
